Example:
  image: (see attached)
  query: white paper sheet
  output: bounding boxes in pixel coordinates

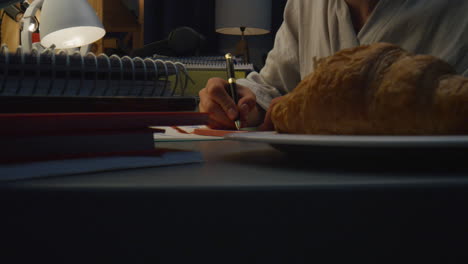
[153,125,223,142]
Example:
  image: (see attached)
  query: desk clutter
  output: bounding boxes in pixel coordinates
[0,112,209,181]
[0,45,259,181]
[0,46,221,181]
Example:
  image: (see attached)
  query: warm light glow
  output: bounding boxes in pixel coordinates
[63,38,84,47]
[216,27,270,36]
[41,26,105,49]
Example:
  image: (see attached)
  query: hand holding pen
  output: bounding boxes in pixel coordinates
[198,57,264,130]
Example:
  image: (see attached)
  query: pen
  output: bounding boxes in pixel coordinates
[225,53,241,130]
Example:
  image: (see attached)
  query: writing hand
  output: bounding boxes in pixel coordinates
[199,77,264,129]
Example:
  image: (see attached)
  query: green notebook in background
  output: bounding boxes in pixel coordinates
[156,55,255,97]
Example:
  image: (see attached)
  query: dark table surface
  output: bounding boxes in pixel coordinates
[2,140,468,263]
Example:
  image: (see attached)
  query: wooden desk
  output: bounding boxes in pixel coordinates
[2,140,468,263]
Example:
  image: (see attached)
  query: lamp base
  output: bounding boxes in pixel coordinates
[234,36,249,63]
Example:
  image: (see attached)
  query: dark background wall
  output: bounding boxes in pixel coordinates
[143,0,288,69]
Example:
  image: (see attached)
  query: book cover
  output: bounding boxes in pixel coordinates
[1,128,162,162]
[0,112,209,136]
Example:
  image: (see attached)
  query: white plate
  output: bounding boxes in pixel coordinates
[225,132,468,149]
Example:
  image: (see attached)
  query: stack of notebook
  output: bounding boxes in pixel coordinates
[0,47,210,180]
[0,112,209,163]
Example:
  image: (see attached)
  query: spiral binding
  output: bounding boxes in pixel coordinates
[152,54,255,71]
[0,45,190,98]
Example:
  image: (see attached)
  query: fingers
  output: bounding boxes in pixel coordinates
[199,89,236,129]
[198,78,238,129]
[258,96,283,131]
[198,77,264,129]
[236,86,257,127]
[207,78,239,120]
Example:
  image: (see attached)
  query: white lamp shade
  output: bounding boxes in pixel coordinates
[215,0,271,35]
[40,0,105,49]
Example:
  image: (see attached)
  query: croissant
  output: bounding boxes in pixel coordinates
[271,43,468,135]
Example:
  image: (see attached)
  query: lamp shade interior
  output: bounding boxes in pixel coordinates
[41,27,105,49]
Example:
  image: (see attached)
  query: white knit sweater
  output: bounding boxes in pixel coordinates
[237,0,468,110]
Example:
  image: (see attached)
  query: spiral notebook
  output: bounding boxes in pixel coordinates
[0,45,197,113]
[152,54,255,71]
[152,54,254,96]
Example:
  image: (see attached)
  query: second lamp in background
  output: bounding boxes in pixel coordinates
[215,0,271,63]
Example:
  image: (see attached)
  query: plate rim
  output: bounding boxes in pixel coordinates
[225,132,468,148]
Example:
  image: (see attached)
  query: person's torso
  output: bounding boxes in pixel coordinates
[296,0,468,78]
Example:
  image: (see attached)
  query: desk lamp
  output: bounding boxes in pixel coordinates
[215,0,271,63]
[21,0,105,54]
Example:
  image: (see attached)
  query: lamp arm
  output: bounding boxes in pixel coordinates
[21,0,44,52]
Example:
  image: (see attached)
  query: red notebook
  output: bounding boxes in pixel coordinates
[0,112,209,163]
[0,112,209,136]
[1,128,162,163]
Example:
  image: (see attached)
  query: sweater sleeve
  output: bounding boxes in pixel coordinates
[236,0,302,111]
